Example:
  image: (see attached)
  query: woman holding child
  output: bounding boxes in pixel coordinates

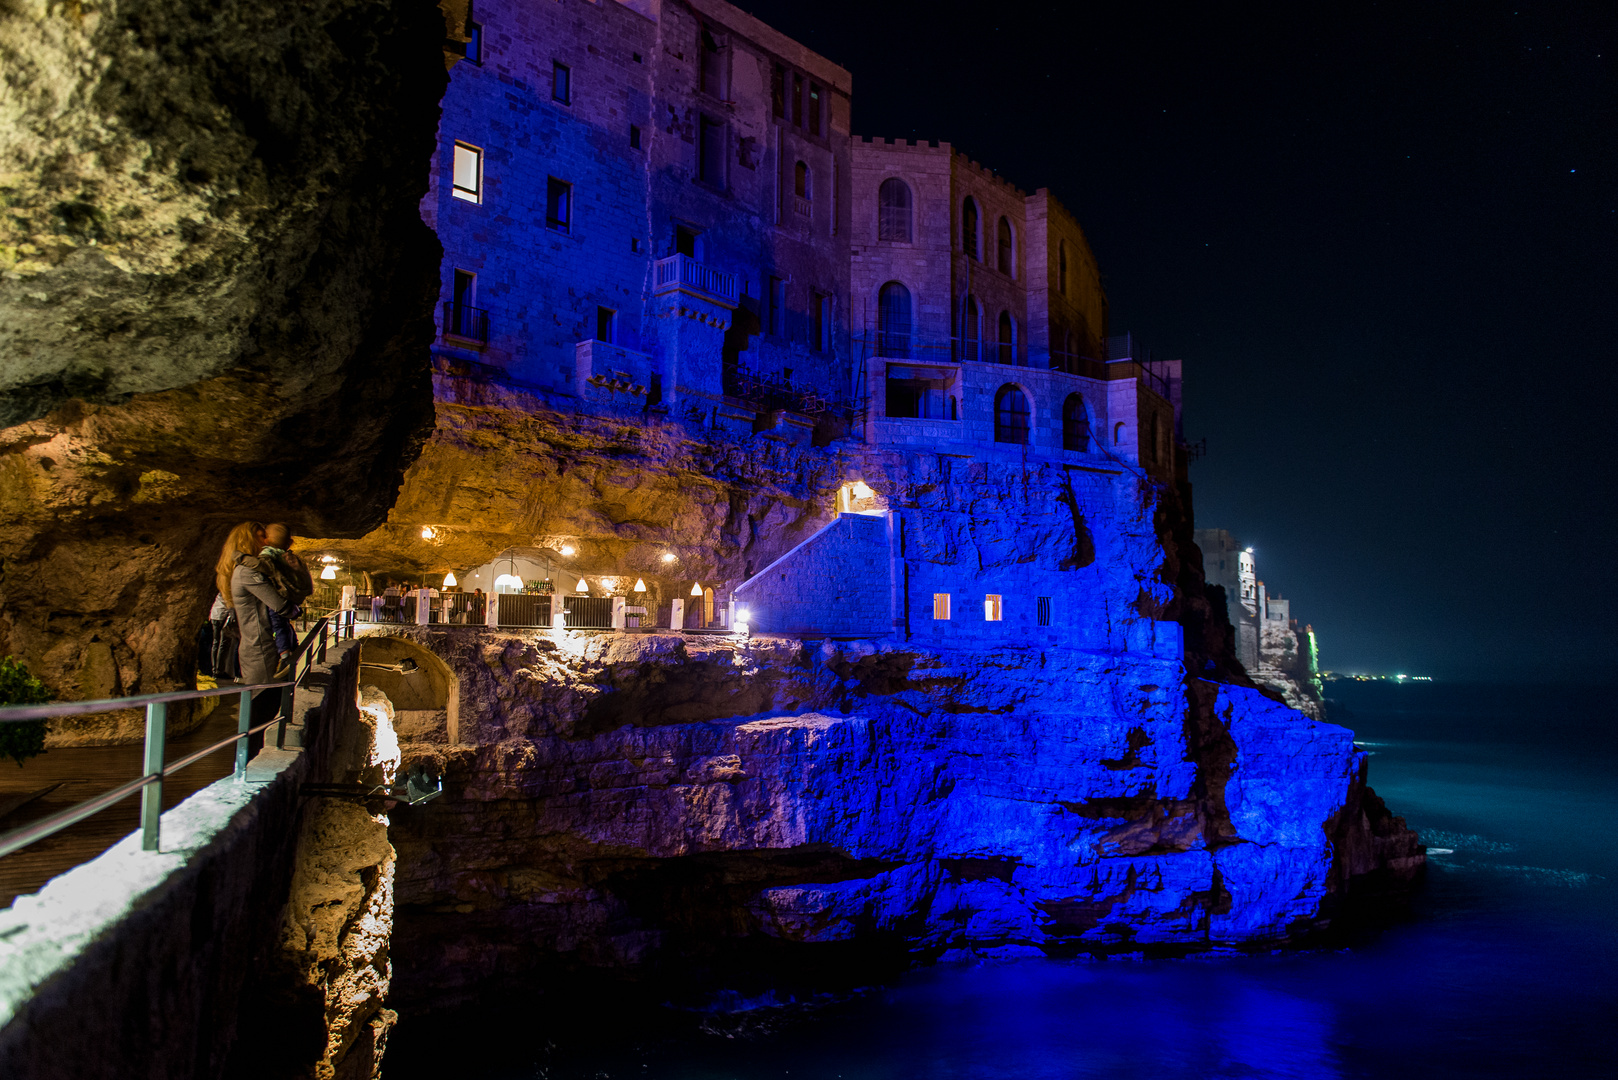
[214,522,303,748]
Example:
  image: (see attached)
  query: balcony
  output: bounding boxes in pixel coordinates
[651,253,738,308]
[442,301,489,345]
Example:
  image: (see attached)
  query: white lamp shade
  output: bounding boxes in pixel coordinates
[493,573,524,593]
[633,578,646,592]
[690,582,703,596]
[320,565,337,580]
[575,578,589,592]
[444,572,458,587]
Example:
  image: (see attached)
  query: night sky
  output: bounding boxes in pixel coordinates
[736,0,1616,683]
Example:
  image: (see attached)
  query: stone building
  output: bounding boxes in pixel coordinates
[846,137,1179,477]
[418,0,1194,645]
[427,0,855,421]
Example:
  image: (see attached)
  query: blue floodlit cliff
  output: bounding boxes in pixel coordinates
[346,400,1422,1012]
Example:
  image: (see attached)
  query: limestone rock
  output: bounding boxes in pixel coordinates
[0,0,448,711]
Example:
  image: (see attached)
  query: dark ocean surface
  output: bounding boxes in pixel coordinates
[408,681,1617,1079]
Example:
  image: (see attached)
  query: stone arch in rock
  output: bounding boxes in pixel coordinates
[358,636,459,744]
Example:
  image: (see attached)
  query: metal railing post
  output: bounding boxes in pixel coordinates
[318,620,329,664]
[140,701,167,851]
[276,683,293,749]
[235,689,253,779]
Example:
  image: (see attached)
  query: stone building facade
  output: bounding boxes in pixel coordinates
[418,0,1196,644]
[426,0,854,414]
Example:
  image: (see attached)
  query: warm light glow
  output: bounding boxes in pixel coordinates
[560,544,576,556]
[851,480,874,499]
[576,578,589,592]
[320,565,337,580]
[690,582,704,596]
[633,578,646,593]
[661,551,677,563]
[493,573,524,593]
[444,572,458,588]
[320,555,337,564]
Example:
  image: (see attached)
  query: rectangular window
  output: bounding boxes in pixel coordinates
[629,124,641,150]
[698,115,725,186]
[933,593,951,620]
[810,292,826,352]
[1037,596,1051,626]
[452,143,482,203]
[700,28,728,98]
[808,83,822,136]
[792,74,804,126]
[552,61,570,104]
[984,594,1003,622]
[546,177,571,231]
[771,64,786,118]
[596,306,616,344]
[767,276,785,336]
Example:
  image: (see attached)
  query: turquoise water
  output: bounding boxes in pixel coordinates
[401,682,1617,1078]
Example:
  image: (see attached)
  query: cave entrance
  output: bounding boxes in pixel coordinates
[359,637,459,744]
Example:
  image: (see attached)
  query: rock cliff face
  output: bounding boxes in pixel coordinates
[376,625,1420,1012]
[0,0,446,712]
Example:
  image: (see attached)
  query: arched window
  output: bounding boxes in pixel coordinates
[877,281,913,358]
[997,216,1014,276]
[878,178,912,242]
[703,587,715,626]
[794,160,810,198]
[1058,242,1068,294]
[994,385,1030,444]
[962,295,980,361]
[1114,421,1125,446]
[1063,393,1090,452]
[962,197,979,260]
[997,310,1014,365]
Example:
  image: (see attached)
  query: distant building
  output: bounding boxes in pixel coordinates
[1195,528,1323,719]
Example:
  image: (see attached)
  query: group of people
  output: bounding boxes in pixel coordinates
[206,522,315,750]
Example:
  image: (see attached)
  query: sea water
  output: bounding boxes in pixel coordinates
[407,681,1617,1079]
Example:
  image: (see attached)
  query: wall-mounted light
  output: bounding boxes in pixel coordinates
[576,578,589,593]
[444,571,458,588]
[560,544,576,556]
[660,551,677,563]
[690,582,703,596]
[320,565,337,580]
[633,578,646,593]
[321,555,338,564]
[421,526,436,540]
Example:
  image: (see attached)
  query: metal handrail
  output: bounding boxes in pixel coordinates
[0,608,356,859]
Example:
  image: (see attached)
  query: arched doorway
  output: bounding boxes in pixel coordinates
[878,281,912,358]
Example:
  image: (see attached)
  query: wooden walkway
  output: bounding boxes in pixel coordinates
[0,703,244,908]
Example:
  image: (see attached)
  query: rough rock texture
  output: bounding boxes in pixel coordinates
[379,627,1422,1013]
[0,0,446,718]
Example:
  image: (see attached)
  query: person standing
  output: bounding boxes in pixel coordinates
[215,521,297,756]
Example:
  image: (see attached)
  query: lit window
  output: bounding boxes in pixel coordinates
[452,143,482,203]
[552,61,571,104]
[546,177,571,231]
[984,594,1003,622]
[933,593,951,620]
